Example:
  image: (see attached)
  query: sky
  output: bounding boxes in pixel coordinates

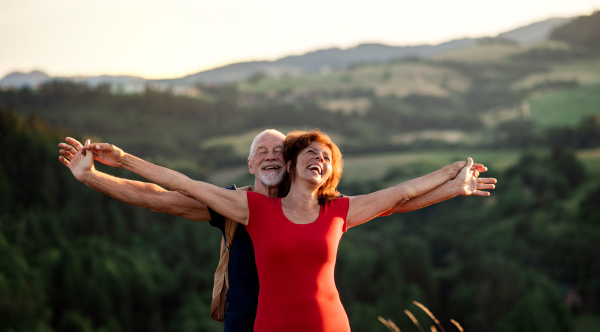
[1,0,598,80]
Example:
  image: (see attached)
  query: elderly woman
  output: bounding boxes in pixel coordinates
[81,129,495,332]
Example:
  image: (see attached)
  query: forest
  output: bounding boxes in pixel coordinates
[2,11,600,332]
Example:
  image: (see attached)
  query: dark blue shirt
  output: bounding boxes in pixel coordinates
[209,185,259,332]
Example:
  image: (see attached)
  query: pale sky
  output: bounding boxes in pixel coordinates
[1,0,598,79]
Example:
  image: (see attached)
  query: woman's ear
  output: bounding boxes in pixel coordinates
[286,160,292,172]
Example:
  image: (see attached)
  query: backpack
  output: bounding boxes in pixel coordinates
[210,185,251,322]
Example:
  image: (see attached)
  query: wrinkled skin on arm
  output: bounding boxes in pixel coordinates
[59,137,211,221]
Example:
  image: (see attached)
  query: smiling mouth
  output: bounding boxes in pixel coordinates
[308,165,322,175]
[262,165,281,171]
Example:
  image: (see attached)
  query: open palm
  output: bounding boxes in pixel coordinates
[59,144,95,181]
[455,158,497,196]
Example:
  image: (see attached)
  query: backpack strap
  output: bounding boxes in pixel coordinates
[210,185,252,322]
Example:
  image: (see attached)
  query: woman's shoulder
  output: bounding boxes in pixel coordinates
[247,191,277,204]
[325,196,349,211]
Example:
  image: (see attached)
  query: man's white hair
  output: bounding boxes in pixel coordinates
[248,129,285,159]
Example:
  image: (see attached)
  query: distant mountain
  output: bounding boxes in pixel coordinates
[550,10,600,52]
[0,71,145,90]
[0,16,573,89]
[70,75,147,86]
[157,38,478,87]
[0,70,50,88]
[497,17,571,44]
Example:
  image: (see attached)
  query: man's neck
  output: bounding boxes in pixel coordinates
[253,182,279,198]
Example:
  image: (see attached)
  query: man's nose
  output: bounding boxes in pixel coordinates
[265,151,276,160]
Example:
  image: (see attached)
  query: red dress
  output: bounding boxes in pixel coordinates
[246,191,351,332]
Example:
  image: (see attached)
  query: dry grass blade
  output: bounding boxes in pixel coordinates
[413,301,446,332]
[377,315,401,332]
[404,309,425,332]
[450,319,464,332]
[431,326,437,332]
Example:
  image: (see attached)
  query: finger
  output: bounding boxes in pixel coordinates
[477,183,496,190]
[478,177,497,184]
[471,164,488,172]
[86,143,111,152]
[83,148,95,163]
[66,137,84,151]
[80,142,93,156]
[58,142,77,155]
[59,149,74,160]
[474,190,491,197]
[466,157,474,170]
[59,156,70,167]
[67,144,77,155]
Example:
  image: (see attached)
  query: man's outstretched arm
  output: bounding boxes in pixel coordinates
[59,138,211,221]
[79,139,249,224]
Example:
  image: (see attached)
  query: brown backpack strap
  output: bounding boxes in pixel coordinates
[223,185,251,250]
[210,185,252,322]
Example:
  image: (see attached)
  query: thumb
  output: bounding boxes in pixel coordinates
[82,139,91,156]
[466,157,474,170]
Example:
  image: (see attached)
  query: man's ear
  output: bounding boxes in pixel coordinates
[286,160,292,173]
[248,158,255,175]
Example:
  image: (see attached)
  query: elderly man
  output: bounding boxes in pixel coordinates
[59,129,492,331]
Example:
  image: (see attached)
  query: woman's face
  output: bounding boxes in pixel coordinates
[290,141,333,187]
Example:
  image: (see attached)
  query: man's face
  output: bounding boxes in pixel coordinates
[248,133,286,188]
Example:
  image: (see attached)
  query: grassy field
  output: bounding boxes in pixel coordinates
[237,61,469,98]
[341,149,520,180]
[513,57,600,90]
[430,42,523,63]
[529,82,600,127]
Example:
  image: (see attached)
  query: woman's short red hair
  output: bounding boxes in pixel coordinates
[279,129,343,204]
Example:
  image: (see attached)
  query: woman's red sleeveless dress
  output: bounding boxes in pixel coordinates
[246,191,351,332]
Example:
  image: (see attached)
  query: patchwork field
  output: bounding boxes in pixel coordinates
[529,82,600,127]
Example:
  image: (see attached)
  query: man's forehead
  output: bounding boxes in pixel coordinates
[254,133,284,147]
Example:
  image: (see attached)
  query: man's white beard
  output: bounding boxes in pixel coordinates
[258,161,285,188]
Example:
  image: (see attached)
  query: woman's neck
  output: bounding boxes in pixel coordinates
[282,181,320,209]
[281,182,321,224]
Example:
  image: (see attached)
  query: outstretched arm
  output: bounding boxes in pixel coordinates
[59,138,211,221]
[347,158,494,227]
[381,162,495,215]
[81,141,249,225]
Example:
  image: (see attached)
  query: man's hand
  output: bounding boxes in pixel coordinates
[59,138,95,181]
[80,142,126,167]
[454,157,497,196]
[450,160,487,179]
[60,137,125,167]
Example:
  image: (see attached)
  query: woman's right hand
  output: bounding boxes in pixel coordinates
[454,158,497,196]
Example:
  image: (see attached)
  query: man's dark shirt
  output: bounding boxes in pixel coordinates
[208,185,259,332]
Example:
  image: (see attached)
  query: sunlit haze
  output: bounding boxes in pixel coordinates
[1,0,598,79]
